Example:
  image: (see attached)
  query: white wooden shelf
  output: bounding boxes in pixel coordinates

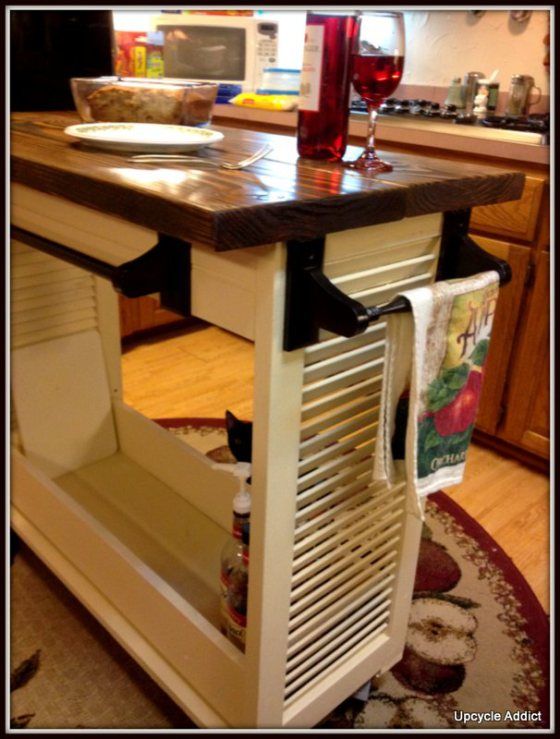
[55,451,228,624]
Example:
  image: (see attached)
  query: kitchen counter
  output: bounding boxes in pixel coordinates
[212,104,549,167]
[11,111,524,251]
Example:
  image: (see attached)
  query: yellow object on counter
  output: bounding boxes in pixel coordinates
[228,93,298,111]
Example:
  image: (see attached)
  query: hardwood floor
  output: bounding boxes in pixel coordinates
[443,444,549,613]
[121,323,550,613]
[122,324,255,420]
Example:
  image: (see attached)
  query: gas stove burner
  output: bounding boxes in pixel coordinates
[440,104,458,120]
[394,100,411,114]
[376,98,452,118]
[350,98,549,139]
[481,114,549,133]
[455,113,477,125]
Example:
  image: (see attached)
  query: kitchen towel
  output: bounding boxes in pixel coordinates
[374,271,500,515]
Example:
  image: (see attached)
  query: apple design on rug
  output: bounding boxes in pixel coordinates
[433,370,483,437]
[414,538,461,593]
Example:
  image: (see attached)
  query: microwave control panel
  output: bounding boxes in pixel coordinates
[255,22,278,74]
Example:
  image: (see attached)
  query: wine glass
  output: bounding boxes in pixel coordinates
[345,11,405,172]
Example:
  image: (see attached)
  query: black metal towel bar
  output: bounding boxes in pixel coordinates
[12,209,511,354]
[283,209,512,351]
[11,226,192,317]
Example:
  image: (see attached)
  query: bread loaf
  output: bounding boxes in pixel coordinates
[86,84,184,124]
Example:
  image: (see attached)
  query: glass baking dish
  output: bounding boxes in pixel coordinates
[70,76,218,126]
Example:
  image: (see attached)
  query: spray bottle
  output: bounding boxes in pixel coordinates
[218,462,251,636]
[226,521,250,652]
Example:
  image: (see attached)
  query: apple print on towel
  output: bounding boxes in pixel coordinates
[417,338,489,479]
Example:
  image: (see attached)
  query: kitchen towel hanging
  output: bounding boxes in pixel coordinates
[374,271,500,515]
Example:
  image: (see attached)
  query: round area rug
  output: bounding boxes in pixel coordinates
[10,420,549,730]
[320,492,550,731]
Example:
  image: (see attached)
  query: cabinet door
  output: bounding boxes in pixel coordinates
[119,295,185,339]
[499,251,550,458]
[470,175,545,243]
[472,236,531,434]
[119,295,142,338]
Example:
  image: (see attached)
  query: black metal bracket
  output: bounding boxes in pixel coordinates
[11,226,191,317]
[283,238,370,352]
[437,209,512,286]
[283,208,512,352]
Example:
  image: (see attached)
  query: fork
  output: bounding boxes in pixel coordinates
[127,144,273,170]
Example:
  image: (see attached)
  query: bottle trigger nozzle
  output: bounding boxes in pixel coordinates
[232,462,252,515]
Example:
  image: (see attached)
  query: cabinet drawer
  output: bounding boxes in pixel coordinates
[470,176,545,243]
[190,242,272,341]
[11,183,157,266]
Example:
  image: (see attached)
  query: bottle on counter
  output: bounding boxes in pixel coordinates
[226,521,250,652]
[297,11,359,161]
[444,77,466,109]
[505,74,541,116]
[484,82,500,113]
[463,71,486,114]
[219,462,251,636]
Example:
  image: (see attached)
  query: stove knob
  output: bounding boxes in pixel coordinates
[431,102,440,110]
[444,103,457,112]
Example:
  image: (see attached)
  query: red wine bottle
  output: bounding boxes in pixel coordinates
[297,12,359,161]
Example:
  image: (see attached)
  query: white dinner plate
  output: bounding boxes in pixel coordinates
[64,122,224,153]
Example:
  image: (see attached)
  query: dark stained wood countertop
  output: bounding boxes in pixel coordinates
[11,111,525,251]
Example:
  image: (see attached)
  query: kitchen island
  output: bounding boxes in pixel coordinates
[10,112,524,728]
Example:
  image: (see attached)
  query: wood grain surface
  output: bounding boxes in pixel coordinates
[11,112,525,251]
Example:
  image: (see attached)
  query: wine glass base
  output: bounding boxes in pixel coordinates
[343,153,393,172]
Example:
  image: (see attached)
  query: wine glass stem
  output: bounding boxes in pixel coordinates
[365,104,379,158]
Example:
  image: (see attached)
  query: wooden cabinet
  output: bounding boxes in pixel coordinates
[471,175,545,243]
[119,294,190,339]
[472,236,531,435]
[499,250,550,458]
[470,177,549,466]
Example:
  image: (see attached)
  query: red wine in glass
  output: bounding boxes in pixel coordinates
[344,11,405,173]
[351,53,404,107]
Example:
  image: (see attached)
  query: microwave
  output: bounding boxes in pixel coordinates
[154,15,278,91]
